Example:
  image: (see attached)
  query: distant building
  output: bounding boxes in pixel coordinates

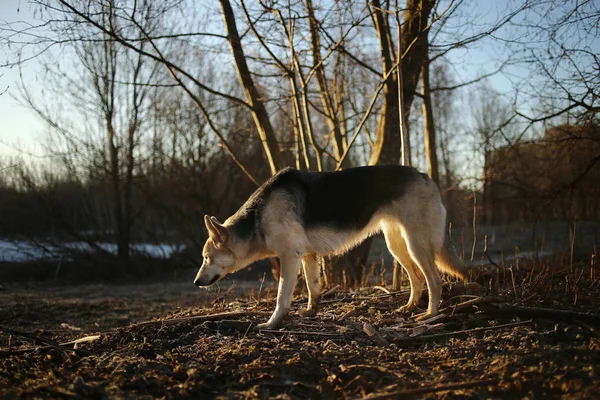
[483,124,600,224]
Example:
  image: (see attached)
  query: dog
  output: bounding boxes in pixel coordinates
[194,165,466,329]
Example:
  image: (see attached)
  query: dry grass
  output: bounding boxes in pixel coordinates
[1,250,599,399]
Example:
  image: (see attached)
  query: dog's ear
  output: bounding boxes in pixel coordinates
[204,215,228,244]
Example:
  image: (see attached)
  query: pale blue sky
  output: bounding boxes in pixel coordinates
[1,0,47,159]
[1,0,594,163]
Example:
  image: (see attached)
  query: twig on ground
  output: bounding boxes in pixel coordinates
[372,286,391,294]
[202,320,254,332]
[322,285,340,298]
[62,335,101,348]
[481,304,600,325]
[363,322,390,347]
[321,296,350,304]
[258,329,344,338]
[362,378,501,399]
[130,310,272,328]
[0,327,94,356]
[355,290,409,300]
[437,296,504,314]
[398,319,533,342]
[414,313,448,325]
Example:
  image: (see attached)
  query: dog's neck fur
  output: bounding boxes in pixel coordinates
[225,217,274,270]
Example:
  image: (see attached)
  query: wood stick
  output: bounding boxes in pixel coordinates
[363,378,501,399]
[438,296,504,314]
[258,329,344,338]
[372,286,391,294]
[202,320,254,332]
[355,290,409,300]
[321,285,340,298]
[363,322,390,347]
[399,319,532,342]
[0,326,61,348]
[130,310,271,328]
[0,326,94,356]
[481,304,600,325]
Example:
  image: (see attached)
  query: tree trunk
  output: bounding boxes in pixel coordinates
[102,7,129,261]
[368,0,400,166]
[306,0,345,163]
[368,0,434,167]
[400,0,435,119]
[108,123,128,260]
[219,0,283,176]
[421,57,439,186]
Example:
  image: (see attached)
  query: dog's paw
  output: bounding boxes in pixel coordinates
[414,311,436,322]
[255,322,279,330]
[396,304,417,314]
[297,308,317,318]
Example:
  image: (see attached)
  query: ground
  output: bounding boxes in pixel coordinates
[1,259,599,399]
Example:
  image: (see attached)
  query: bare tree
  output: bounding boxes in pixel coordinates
[219,0,283,175]
[367,0,435,166]
[16,0,164,259]
[420,37,438,185]
[508,0,599,126]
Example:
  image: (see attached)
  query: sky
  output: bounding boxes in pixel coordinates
[0,0,510,160]
[1,0,47,160]
[1,0,595,165]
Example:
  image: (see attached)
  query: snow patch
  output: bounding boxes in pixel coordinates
[0,240,182,263]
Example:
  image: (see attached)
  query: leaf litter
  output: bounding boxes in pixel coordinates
[1,262,599,399]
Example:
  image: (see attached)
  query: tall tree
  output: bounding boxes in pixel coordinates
[219,0,283,175]
[368,0,435,166]
[421,55,439,185]
[16,0,161,259]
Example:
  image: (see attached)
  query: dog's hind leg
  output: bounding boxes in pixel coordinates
[402,227,442,320]
[382,224,425,314]
[298,253,321,317]
[256,253,302,330]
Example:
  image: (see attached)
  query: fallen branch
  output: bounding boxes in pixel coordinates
[0,327,94,356]
[413,313,448,325]
[0,327,59,348]
[363,322,390,347]
[62,335,101,348]
[202,320,254,332]
[258,329,344,338]
[355,290,409,300]
[322,285,340,298]
[481,304,600,325]
[337,307,358,321]
[438,296,504,315]
[363,378,501,399]
[398,319,532,342]
[321,290,408,305]
[372,286,391,294]
[130,310,272,328]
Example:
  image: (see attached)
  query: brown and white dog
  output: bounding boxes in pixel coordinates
[194,165,466,329]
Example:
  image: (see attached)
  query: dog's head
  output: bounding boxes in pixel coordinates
[193,215,238,287]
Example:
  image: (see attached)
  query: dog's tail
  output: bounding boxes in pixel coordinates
[435,235,468,280]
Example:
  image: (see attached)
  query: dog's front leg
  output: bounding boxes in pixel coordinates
[256,254,302,330]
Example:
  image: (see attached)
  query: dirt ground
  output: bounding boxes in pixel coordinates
[1,261,599,399]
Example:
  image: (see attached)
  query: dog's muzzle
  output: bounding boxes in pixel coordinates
[194,274,220,287]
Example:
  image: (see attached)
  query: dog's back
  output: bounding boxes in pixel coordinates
[238,165,425,232]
